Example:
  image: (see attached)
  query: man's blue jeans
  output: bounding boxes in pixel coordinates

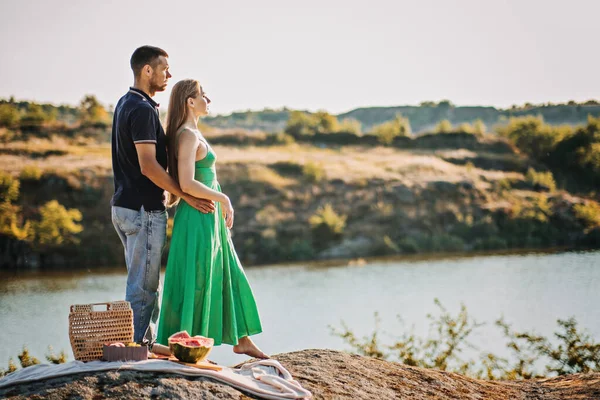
[111,205,167,344]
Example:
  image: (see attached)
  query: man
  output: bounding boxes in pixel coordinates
[111,45,214,344]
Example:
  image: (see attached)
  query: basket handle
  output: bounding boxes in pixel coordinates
[70,302,113,312]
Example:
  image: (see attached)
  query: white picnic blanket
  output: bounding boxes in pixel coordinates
[0,358,312,399]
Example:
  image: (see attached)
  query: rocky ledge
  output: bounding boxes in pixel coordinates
[1,349,599,399]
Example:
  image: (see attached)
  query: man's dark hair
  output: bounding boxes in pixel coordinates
[130,45,169,77]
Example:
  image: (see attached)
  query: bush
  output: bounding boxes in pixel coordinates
[309,204,346,235]
[309,204,346,249]
[573,202,600,230]
[19,165,43,181]
[370,114,411,145]
[434,119,453,133]
[473,119,486,135]
[19,103,54,131]
[525,168,556,192]
[287,238,316,261]
[32,200,83,247]
[1,346,67,377]
[338,118,363,136]
[330,299,600,380]
[430,233,466,252]
[0,172,29,241]
[0,103,20,128]
[302,161,325,183]
[547,117,600,191]
[284,110,340,137]
[497,116,571,161]
[270,132,295,145]
[78,95,110,126]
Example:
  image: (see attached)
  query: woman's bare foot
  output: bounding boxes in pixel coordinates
[233,336,269,359]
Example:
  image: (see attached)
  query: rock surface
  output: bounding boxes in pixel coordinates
[1,349,600,399]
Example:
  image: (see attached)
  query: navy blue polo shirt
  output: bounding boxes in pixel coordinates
[110,87,168,211]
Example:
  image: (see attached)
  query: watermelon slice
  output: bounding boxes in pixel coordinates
[169,330,191,340]
[168,331,214,363]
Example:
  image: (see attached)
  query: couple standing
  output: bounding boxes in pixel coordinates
[110,45,267,359]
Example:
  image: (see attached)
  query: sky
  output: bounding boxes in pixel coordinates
[1,0,599,116]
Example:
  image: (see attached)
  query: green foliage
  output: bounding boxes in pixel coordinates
[309,204,346,235]
[32,200,83,246]
[331,299,600,380]
[495,317,600,378]
[497,116,571,160]
[492,178,512,195]
[0,103,20,127]
[338,118,363,135]
[434,119,453,133]
[455,120,486,136]
[547,117,600,190]
[525,168,556,192]
[271,132,295,145]
[20,103,54,130]
[19,165,43,181]
[511,195,553,224]
[1,346,67,377]
[314,110,339,133]
[0,172,30,241]
[287,238,316,261]
[0,358,18,378]
[78,95,110,126]
[18,347,40,368]
[573,202,600,230]
[0,171,19,203]
[473,119,486,135]
[302,161,325,183]
[370,114,411,144]
[309,204,347,249]
[284,110,341,136]
[429,233,466,252]
[45,346,68,364]
[330,299,482,374]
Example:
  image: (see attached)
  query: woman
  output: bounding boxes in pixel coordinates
[156,79,268,359]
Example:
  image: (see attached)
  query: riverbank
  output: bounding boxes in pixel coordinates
[1,132,599,269]
[1,349,599,399]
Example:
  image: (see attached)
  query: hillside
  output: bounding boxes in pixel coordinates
[1,131,598,269]
[201,102,600,133]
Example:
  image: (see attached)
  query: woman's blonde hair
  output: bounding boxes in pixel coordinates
[165,79,201,207]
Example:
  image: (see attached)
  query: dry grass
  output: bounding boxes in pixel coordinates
[0,141,522,189]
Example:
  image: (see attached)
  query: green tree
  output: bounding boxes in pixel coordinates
[284,110,319,136]
[314,110,339,134]
[20,103,53,130]
[496,116,570,160]
[32,200,83,247]
[338,118,362,135]
[78,94,109,125]
[370,113,411,144]
[435,119,453,133]
[309,204,346,250]
[0,103,20,127]
[0,172,29,241]
[473,119,486,135]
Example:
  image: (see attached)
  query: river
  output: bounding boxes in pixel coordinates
[1,250,598,369]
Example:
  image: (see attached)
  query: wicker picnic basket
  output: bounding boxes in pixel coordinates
[68,301,134,362]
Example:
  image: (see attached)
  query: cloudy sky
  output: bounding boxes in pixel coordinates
[1,0,598,115]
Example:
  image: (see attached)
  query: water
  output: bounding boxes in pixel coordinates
[0,250,599,368]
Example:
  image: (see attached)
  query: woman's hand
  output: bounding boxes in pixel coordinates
[221,196,234,229]
[183,194,215,213]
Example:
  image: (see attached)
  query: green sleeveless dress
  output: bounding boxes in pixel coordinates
[157,139,263,346]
